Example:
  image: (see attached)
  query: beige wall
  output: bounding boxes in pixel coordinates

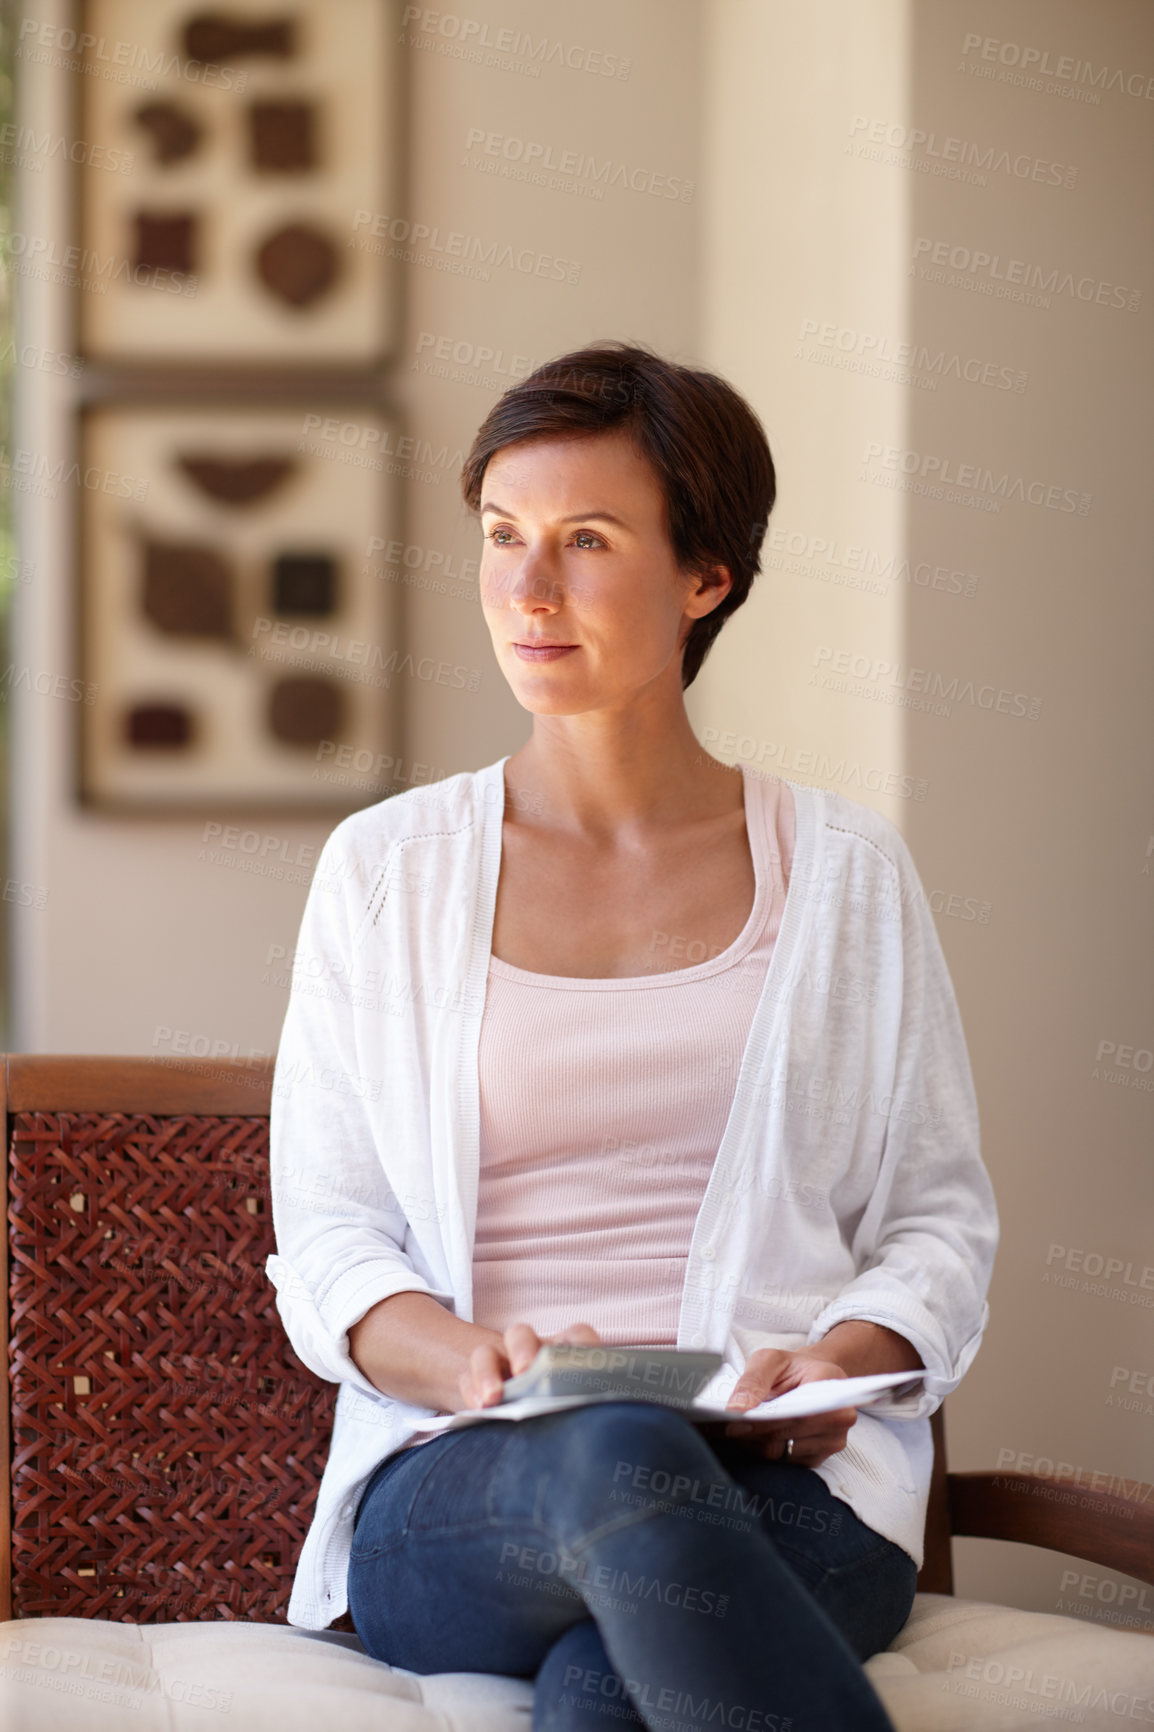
[695,0,1154,1621]
[9,0,1152,1626]
[9,0,704,1055]
[398,0,704,774]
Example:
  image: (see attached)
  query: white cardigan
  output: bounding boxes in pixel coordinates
[266,757,998,1630]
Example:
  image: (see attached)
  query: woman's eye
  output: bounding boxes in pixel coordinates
[486,527,603,548]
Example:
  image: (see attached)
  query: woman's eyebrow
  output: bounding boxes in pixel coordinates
[480,502,631,528]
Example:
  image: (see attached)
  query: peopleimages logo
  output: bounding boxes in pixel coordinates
[414,330,537,381]
[400,6,632,79]
[847,116,1078,188]
[764,526,980,599]
[350,210,581,284]
[3,231,197,296]
[797,319,1026,392]
[462,128,694,201]
[861,442,1091,515]
[16,17,247,88]
[960,32,1154,101]
[0,120,134,173]
[912,237,1142,313]
[811,645,1043,722]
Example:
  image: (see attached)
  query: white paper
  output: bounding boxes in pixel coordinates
[698,1370,924,1421]
[412,1369,924,1435]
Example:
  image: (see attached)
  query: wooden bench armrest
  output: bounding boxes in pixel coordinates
[4,1053,275,1113]
[948,1471,1154,1587]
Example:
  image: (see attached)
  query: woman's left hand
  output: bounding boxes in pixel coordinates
[698,1347,858,1468]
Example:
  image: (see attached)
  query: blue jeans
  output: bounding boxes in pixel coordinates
[348,1401,917,1731]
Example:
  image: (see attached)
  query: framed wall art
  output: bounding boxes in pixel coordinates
[76,0,398,362]
[79,403,400,809]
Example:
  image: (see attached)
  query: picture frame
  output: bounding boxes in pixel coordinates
[74,0,398,363]
[78,400,402,812]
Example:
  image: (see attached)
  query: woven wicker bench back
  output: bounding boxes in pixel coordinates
[7,1107,341,1625]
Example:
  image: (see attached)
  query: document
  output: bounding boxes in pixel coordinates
[414,1351,924,1436]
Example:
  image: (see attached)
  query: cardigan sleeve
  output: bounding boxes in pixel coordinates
[265,827,455,1403]
[805,828,999,1421]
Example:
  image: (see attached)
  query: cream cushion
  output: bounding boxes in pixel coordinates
[2,1595,1152,1731]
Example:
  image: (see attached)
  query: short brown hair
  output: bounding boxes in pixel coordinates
[459,341,776,688]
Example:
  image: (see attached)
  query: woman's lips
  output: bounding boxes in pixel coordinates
[513,643,578,661]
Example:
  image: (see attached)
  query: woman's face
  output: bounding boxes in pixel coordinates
[478,430,729,716]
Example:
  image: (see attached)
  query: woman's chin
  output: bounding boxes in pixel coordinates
[503,661,592,713]
[512,689,601,717]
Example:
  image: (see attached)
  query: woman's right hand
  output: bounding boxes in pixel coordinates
[459,1320,603,1410]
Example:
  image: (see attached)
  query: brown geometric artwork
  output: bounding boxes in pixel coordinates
[182,12,297,63]
[176,454,297,507]
[255,223,339,309]
[267,676,343,745]
[133,101,202,165]
[142,538,232,638]
[249,101,318,173]
[272,552,337,614]
[124,703,195,749]
[134,212,197,276]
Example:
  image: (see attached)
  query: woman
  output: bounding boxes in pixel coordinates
[266,342,999,1731]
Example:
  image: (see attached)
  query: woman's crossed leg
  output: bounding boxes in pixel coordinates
[348,1401,912,1732]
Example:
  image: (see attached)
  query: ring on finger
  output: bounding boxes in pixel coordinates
[784,1437,795,1461]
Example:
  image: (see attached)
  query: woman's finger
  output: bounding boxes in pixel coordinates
[789,1414,855,1447]
[549,1322,603,1345]
[725,1408,853,1442]
[462,1341,510,1407]
[798,1404,857,1434]
[726,1347,793,1410]
[723,1410,858,1467]
[503,1321,544,1376]
[762,1433,834,1466]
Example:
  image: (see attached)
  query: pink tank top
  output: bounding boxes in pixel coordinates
[471,771,795,1346]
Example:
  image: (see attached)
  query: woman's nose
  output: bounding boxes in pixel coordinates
[511,570,564,610]
[492,551,563,612]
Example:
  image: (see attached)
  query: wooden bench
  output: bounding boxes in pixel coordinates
[2,1055,1151,1730]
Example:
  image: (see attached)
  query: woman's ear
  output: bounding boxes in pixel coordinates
[684,561,734,620]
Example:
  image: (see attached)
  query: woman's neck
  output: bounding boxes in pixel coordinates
[504,706,743,837]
